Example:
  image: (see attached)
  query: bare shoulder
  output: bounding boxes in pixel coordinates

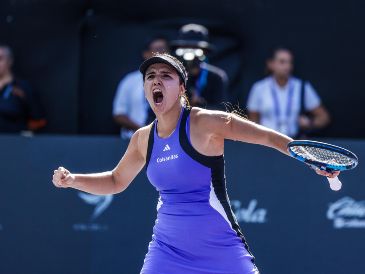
[191,107,227,120]
[188,107,228,155]
[190,107,257,141]
[131,123,154,160]
[190,107,231,132]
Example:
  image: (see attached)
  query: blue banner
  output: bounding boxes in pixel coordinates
[0,135,364,274]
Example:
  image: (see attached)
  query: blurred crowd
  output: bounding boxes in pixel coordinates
[0,44,46,134]
[0,23,331,139]
[112,23,330,140]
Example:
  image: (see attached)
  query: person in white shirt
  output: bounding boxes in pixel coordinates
[113,37,169,139]
[247,47,330,138]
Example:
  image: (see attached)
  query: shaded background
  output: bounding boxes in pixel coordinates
[0,0,364,137]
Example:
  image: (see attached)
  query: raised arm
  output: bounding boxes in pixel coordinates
[195,108,293,155]
[194,108,338,178]
[52,127,149,195]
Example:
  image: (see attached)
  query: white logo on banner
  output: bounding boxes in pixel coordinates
[327,197,365,229]
[73,193,113,232]
[231,199,267,223]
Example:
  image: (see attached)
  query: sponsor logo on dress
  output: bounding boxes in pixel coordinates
[163,144,171,152]
[73,193,113,232]
[231,199,267,223]
[327,196,365,229]
[157,154,179,163]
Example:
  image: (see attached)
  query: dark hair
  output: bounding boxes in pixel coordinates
[223,102,248,120]
[264,46,294,75]
[143,35,168,51]
[268,46,293,61]
[180,92,191,109]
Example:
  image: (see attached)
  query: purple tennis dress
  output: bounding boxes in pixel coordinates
[141,108,259,274]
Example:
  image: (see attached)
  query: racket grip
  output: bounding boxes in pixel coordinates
[327,176,342,191]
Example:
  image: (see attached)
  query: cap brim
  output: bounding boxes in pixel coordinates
[139,55,187,87]
[139,56,176,75]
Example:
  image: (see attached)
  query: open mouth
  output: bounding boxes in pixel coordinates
[153,89,164,104]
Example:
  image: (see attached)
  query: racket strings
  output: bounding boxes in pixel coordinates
[290,145,356,167]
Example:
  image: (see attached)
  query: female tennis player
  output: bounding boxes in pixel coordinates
[52,53,338,274]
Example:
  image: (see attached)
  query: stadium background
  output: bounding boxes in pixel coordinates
[0,1,364,274]
[1,0,365,137]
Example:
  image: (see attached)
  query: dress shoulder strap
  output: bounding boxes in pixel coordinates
[179,108,223,168]
[145,121,156,167]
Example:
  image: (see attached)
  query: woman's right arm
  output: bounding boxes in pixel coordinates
[52,127,148,195]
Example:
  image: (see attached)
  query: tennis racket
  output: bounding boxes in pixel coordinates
[287,140,358,191]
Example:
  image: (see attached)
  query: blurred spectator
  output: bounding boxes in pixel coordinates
[170,24,228,109]
[113,36,169,139]
[247,47,330,138]
[0,44,46,134]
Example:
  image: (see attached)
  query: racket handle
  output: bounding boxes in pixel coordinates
[327,176,342,191]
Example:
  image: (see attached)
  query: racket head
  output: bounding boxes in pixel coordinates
[287,140,358,171]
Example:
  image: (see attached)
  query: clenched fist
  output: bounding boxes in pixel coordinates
[52,167,75,188]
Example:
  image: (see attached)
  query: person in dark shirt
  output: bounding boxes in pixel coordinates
[170,24,228,110]
[0,44,46,133]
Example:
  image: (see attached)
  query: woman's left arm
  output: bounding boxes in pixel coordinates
[198,109,293,155]
[196,109,339,177]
